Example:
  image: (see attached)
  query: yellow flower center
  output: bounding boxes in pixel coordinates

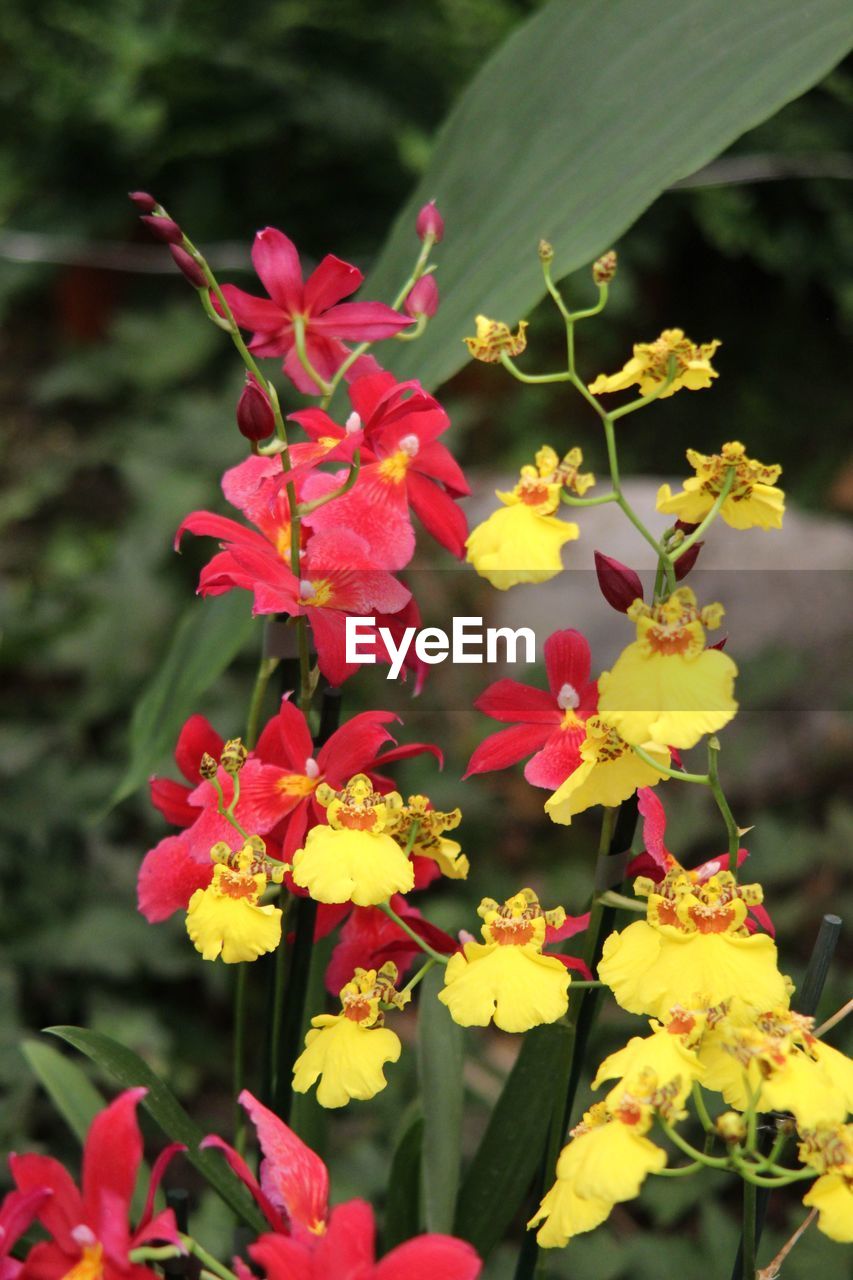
[62,1244,104,1280]
[276,771,319,798]
[299,578,334,608]
[379,450,412,483]
[687,440,782,502]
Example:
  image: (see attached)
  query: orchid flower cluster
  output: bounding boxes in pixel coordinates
[4,196,850,1280]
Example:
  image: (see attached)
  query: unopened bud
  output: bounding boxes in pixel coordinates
[169,244,206,289]
[199,752,219,780]
[592,250,617,285]
[140,215,183,245]
[715,1111,747,1144]
[416,200,444,243]
[594,550,644,613]
[404,275,439,319]
[236,374,275,442]
[674,540,703,580]
[221,738,248,775]
[538,239,554,264]
[128,191,157,213]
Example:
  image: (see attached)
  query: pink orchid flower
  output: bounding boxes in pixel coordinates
[219,229,411,394]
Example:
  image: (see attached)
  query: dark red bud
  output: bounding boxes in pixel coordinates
[140,215,183,245]
[594,550,644,613]
[169,244,206,289]
[708,635,728,651]
[128,191,157,212]
[236,375,275,442]
[673,539,703,580]
[404,275,439,318]
[415,200,444,243]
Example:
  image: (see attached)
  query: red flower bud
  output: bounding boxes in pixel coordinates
[594,550,644,613]
[128,191,157,212]
[709,635,728,651]
[673,539,703,580]
[140,215,183,245]
[237,375,275,442]
[404,275,439,318]
[415,200,444,243]
[169,244,206,289]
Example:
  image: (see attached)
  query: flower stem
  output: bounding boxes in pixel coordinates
[741,1179,757,1280]
[246,653,279,751]
[692,1081,715,1133]
[560,489,618,508]
[233,963,248,1154]
[630,745,709,785]
[379,901,449,965]
[707,737,741,872]
[670,467,736,562]
[181,1238,239,1280]
[399,957,437,997]
[291,315,332,396]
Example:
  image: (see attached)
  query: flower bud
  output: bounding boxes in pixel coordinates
[404,275,439,318]
[221,738,248,775]
[594,550,643,613]
[128,191,157,212]
[169,244,206,289]
[673,540,703,580]
[715,1111,747,1144]
[236,374,275,442]
[538,239,554,264]
[140,215,183,245]
[416,200,444,243]
[592,250,617,285]
[199,752,219,780]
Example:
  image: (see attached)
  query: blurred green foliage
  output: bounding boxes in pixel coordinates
[0,4,851,1276]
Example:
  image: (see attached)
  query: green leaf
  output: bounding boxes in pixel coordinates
[46,1026,266,1232]
[454,1022,571,1257]
[416,966,464,1233]
[384,1106,424,1250]
[108,593,255,809]
[21,1039,106,1143]
[367,0,853,392]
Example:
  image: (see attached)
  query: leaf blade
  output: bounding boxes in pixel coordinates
[417,966,464,1234]
[21,1039,106,1144]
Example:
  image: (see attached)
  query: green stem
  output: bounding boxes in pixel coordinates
[631,745,710,785]
[741,1179,757,1280]
[296,450,362,516]
[670,467,736,561]
[398,957,436,997]
[707,737,741,872]
[378,901,449,965]
[595,890,645,914]
[267,887,292,1100]
[657,1117,730,1169]
[608,361,677,421]
[560,489,618,508]
[181,1237,240,1280]
[692,1082,715,1133]
[654,1161,703,1178]
[499,351,572,384]
[128,1246,183,1264]
[291,315,332,396]
[233,964,249,1154]
[246,654,279,750]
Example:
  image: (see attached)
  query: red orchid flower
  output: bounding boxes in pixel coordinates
[138,702,442,922]
[11,1089,181,1280]
[202,1093,480,1280]
[0,1187,52,1280]
[177,475,411,685]
[627,788,775,936]
[464,630,598,789]
[218,228,411,395]
[298,373,470,566]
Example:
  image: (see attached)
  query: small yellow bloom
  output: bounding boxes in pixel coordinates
[657,441,784,531]
[598,866,788,1019]
[699,1006,853,1128]
[466,446,591,590]
[392,794,469,880]
[186,838,283,964]
[545,716,669,825]
[529,1102,666,1248]
[800,1125,853,1242]
[464,314,528,362]
[597,587,737,749]
[292,965,404,1109]
[439,889,570,1033]
[589,328,720,399]
[592,1021,704,1117]
[291,774,414,906]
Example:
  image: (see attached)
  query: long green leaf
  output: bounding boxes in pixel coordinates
[417,966,464,1233]
[46,1026,266,1232]
[454,1022,571,1257]
[21,1039,106,1143]
[109,593,254,809]
[367,0,853,392]
[384,1106,424,1250]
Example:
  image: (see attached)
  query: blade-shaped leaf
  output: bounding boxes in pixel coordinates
[46,1026,266,1232]
[366,0,853,392]
[384,1105,424,1250]
[21,1039,106,1143]
[417,965,464,1233]
[454,1022,571,1257]
[108,593,254,809]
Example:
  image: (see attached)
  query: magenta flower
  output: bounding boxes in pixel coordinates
[219,229,412,393]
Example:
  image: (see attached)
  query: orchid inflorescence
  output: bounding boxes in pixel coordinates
[5,196,849,1280]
